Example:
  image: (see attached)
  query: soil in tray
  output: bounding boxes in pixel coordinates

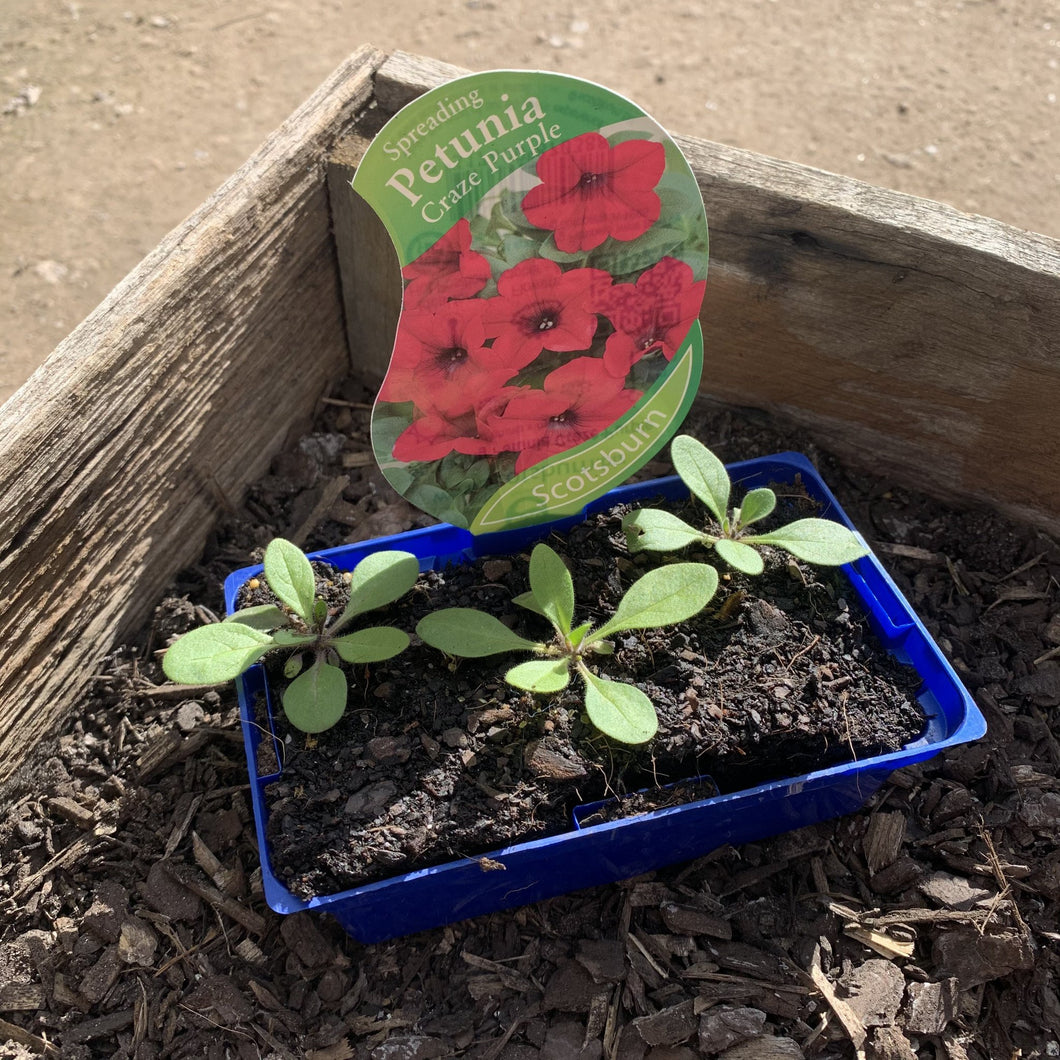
[248,492,925,901]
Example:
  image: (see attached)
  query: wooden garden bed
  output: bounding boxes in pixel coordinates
[0,45,1057,791]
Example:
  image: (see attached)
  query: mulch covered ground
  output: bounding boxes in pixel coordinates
[1,381,1058,1060]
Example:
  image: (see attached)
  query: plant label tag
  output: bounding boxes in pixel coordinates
[352,70,708,534]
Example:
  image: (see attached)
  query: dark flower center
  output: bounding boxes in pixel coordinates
[578,171,604,190]
[436,346,468,371]
[519,302,562,336]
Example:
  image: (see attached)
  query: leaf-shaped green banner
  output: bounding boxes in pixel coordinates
[622,508,705,553]
[506,658,570,693]
[281,660,348,734]
[529,543,574,635]
[736,487,776,529]
[582,670,658,744]
[714,538,764,576]
[594,562,718,640]
[332,626,410,664]
[417,608,539,658]
[747,518,869,566]
[336,550,420,628]
[670,435,730,529]
[162,623,273,685]
[263,539,317,623]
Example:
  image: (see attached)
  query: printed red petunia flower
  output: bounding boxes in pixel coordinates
[484,358,642,473]
[379,301,522,419]
[401,218,492,309]
[391,409,498,463]
[598,257,706,378]
[481,258,612,367]
[521,133,665,253]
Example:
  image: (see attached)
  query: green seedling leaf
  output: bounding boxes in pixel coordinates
[715,538,765,576]
[513,590,545,616]
[506,658,570,693]
[332,626,410,664]
[594,563,718,640]
[313,597,328,626]
[622,508,705,553]
[735,487,776,529]
[271,630,317,647]
[162,623,273,685]
[747,518,870,566]
[263,539,317,623]
[417,608,539,658]
[281,660,347,734]
[581,670,658,744]
[671,435,730,529]
[568,622,592,650]
[529,543,574,635]
[224,604,286,631]
[284,653,305,679]
[335,550,420,628]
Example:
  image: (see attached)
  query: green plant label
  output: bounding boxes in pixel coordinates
[353,70,709,534]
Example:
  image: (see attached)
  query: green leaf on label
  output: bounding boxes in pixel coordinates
[331,626,410,664]
[594,563,718,640]
[162,623,273,685]
[281,660,347,734]
[506,658,570,694]
[224,604,286,631]
[714,538,765,576]
[417,608,539,658]
[736,487,776,529]
[747,519,870,566]
[581,670,658,744]
[336,550,420,627]
[622,508,705,553]
[263,539,316,623]
[513,591,545,616]
[670,435,730,529]
[529,544,575,635]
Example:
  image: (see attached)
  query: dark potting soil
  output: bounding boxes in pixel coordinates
[254,495,925,901]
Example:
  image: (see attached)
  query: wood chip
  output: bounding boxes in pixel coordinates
[807,943,867,1058]
[863,812,906,874]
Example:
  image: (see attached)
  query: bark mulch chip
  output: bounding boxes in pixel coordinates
[1,383,1058,1059]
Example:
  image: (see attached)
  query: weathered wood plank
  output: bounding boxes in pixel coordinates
[328,133,401,383]
[363,51,1060,531]
[0,44,388,791]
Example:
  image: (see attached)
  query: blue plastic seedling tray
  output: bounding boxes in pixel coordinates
[227,452,985,944]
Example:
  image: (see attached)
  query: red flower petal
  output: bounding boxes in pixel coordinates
[522,133,665,253]
[401,218,491,309]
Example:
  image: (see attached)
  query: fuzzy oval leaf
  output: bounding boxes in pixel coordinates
[283,653,305,679]
[623,508,706,553]
[736,487,776,528]
[263,539,317,622]
[338,550,420,625]
[282,660,347,733]
[670,435,730,528]
[224,604,287,631]
[594,563,719,640]
[714,538,765,575]
[513,590,545,616]
[162,623,273,685]
[417,608,538,658]
[332,626,410,664]
[748,518,870,566]
[506,659,570,693]
[529,544,574,634]
[582,671,658,745]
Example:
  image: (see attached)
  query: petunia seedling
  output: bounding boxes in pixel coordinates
[416,542,717,745]
[622,435,869,575]
[162,540,419,734]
